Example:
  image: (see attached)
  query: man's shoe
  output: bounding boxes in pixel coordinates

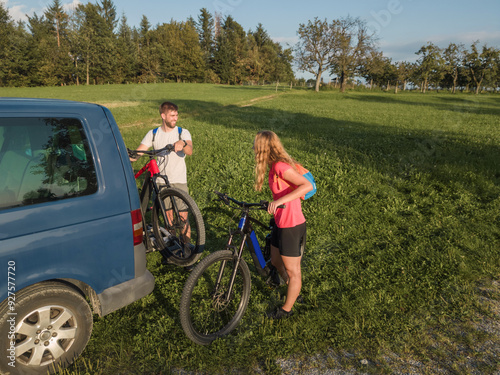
[267,306,293,320]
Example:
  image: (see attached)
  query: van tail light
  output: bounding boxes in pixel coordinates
[131,209,143,245]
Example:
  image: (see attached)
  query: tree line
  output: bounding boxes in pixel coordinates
[360,40,500,95]
[1,1,498,94]
[0,0,293,87]
[296,17,499,94]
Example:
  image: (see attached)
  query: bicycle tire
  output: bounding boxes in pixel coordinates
[152,187,205,267]
[179,250,251,345]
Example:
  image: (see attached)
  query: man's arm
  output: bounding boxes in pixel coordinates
[174,139,193,155]
[129,143,149,162]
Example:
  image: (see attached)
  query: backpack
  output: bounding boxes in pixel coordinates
[274,163,317,200]
[152,126,182,149]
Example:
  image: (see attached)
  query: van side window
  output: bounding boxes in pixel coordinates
[0,118,98,210]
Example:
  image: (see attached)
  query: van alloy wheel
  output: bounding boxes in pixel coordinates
[0,282,92,375]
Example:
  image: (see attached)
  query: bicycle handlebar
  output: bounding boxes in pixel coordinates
[214,191,285,210]
[127,145,175,159]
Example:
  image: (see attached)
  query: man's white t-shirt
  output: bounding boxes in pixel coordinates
[140,126,192,184]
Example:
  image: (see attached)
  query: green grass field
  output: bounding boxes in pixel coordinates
[2,84,499,374]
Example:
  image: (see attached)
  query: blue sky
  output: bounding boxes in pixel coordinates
[3,0,500,79]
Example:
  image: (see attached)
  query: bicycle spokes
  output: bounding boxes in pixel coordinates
[187,254,248,337]
[152,188,204,266]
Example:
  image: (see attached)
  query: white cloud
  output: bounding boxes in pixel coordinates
[3,0,38,22]
[272,36,299,46]
[3,0,26,22]
[3,0,81,22]
[63,0,80,13]
[379,30,500,63]
[441,30,500,47]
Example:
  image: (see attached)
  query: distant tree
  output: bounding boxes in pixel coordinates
[245,24,293,85]
[244,34,262,84]
[330,16,377,93]
[245,28,267,84]
[136,15,161,81]
[0,3,15,85]
[196,8,215,81]
[268,43,294,85]
[156,21,205,82]
[95,0,118,83]
[45,0,68,48]
[27,14,54,85]
[360,50,386,89]
[3,21,31,86]
[41,0,74,85]
[382,59,397,91]
[442,43,465,93]
[72,2,103,84]
[70,1,120,85]
[295,17,338,92]
[464,42,498,94]
[415,42,443,93]
[253,23,271,49]
[116,14,137,82]
[197,8,214,55]
[186,16,196,28]
[394,61,412,92]
[139,14,151,37]
[213,16,247,84]
[493,51,500,91]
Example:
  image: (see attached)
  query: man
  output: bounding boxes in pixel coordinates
[133,101,192,191]
[131,101,194,259]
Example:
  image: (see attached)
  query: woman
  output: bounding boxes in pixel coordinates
[253,130,313,319]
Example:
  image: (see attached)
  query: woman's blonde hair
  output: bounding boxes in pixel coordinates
[254,130,297,191]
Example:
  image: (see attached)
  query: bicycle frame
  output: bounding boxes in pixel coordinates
[218,204,274,300]
[133,158,166,251]
[133,152,193,255]
[135,159,169,209]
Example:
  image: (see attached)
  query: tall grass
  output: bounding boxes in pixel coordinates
[2,84,499,373]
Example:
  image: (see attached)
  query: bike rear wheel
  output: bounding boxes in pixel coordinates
[152,187,205,267]
[179,250,251,345]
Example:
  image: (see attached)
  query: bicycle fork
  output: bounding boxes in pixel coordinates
[213,226,248,303]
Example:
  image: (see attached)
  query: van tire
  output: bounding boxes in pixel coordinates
[0,281,92,375]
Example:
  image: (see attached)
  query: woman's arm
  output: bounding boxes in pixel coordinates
[267,167,313,215]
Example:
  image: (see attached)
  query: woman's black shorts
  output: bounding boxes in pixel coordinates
[271,222,306,257]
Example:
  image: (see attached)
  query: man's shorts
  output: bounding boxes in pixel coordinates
[271,222,306,257]
[161,183,189,211]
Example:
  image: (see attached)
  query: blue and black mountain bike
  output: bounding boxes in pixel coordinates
[179,191,282,345]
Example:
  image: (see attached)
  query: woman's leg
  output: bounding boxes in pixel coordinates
[281,255,302,311]
[270,245,289,284]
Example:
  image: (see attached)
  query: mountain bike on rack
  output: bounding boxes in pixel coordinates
[179,191,282,345]
[128,145,205,267]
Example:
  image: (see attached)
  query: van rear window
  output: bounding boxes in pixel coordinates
[0,117,98,210]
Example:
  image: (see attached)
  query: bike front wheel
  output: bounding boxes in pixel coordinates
[179,250,251,345]
[152,187,205,267]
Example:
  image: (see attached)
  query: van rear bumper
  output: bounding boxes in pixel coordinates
[98,269,155,316]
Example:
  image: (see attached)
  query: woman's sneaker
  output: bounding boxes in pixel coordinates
[267,306,293,320]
